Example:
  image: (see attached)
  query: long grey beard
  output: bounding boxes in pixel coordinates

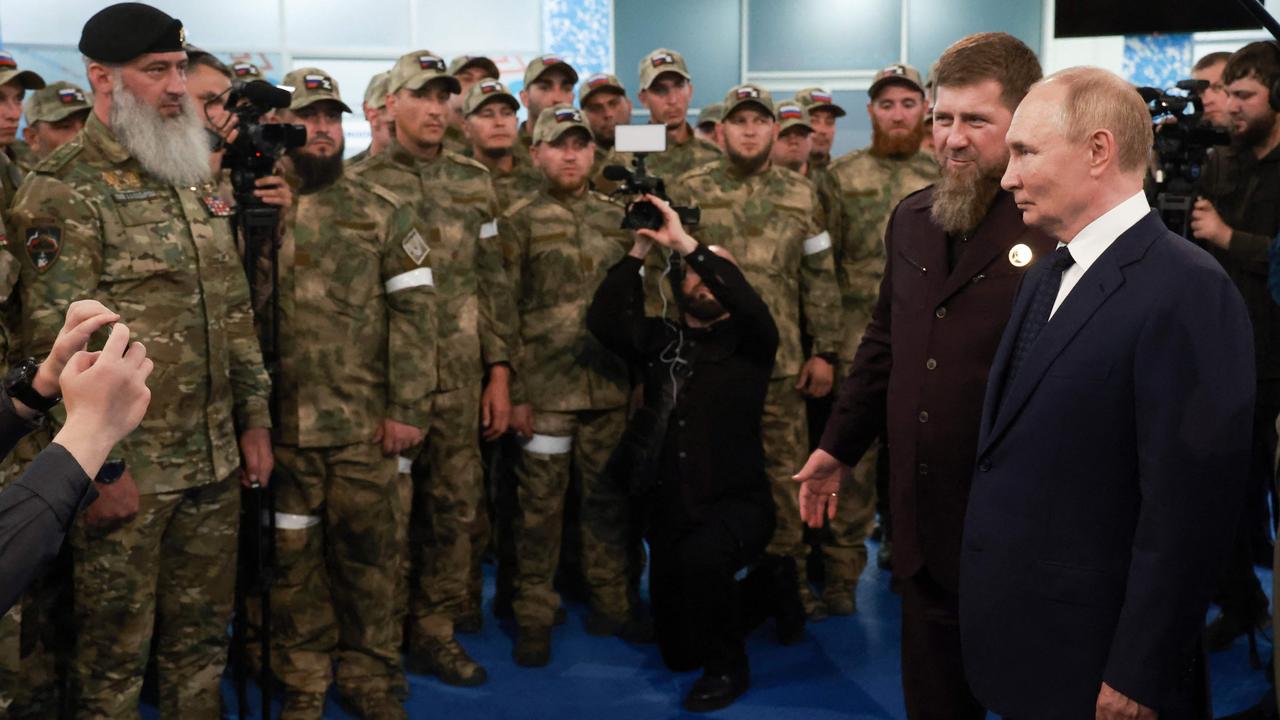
[930,165,1003,235]
[110,82,212,187]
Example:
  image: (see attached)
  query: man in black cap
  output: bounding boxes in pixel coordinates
[6,3,273,717]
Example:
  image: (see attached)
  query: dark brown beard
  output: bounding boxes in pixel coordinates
[871,123,926,159]
[1232,111,1278,151]
[290,145,346,193]
[727,140,773,175]
[930,163,1003,235]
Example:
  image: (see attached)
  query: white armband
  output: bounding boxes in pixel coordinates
[803,231,832,256]
[479,219,499,239]
[385,267,435,294]
[522,433,573,455]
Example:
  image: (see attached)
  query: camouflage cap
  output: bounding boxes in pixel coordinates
[578,72,626,105]
[868,63,925,99]
[775,100,812,134]
[794,87,846,117]
[282,67,352,113]
[523,54,578,89]
[388,50,461,95]
[463,78,520,116]
[696,103,723,128]
[25,81,92,124]
[638,48,690,90]
[0,50,45,91]
[449,55,500,80]
[363,71,391,110]
[230,61,265,82]
[532,104,593,145]
[722,83,774,120]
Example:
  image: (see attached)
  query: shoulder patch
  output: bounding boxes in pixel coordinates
[402,229,430,265]
[33,138,84,175]
[24,226,61,273]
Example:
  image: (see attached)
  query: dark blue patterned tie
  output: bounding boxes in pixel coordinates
[1004,246,1075,387]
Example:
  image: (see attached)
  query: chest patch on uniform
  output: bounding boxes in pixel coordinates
[402,229,430,265]
[24,227,61,273]
[202,195,235,217]
[113,189,159,202]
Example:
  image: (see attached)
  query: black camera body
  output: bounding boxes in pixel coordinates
[1139,80,1230,237]
[603,156,700,231]
[220,80,306,210]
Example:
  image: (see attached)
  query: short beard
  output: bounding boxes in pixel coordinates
[109,77,212,186]
[871,122,926,159]
[684,296,726,322]
[289,145,346,193]
[1232,112,1277,151]
[480,145,512,161]
[727,139,773,175]
[930,159,1005,235]
[548,173,588,195]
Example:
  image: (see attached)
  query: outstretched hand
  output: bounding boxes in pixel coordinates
[793,449,849,528]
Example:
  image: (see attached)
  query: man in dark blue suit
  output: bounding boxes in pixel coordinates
[961,67,1256,719]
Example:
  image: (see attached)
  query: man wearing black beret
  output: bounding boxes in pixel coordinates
[6,3,274,717]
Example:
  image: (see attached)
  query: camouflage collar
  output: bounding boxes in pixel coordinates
[83,112,132,165]
[722,155,773,181]
[387,137,442,169]
[544,183,589,207]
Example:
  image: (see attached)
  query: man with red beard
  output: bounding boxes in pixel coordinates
[811,64,939,615]
[794,32,1052,718]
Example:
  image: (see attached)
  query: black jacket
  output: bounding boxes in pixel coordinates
[1199,143,1280,387]
[588,247,778,534]
[0,390,96,614]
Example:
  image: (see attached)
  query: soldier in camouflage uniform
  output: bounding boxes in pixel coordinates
[694,102,723,148]
[516,55,577,165]
[461,79,543,210]
[793,87,845,194]
[348,71,392,166]
[446,55,500,156]
[820,65,938,610]
[637,48,721,180]
[0,51,43,204]
[497,105,635,667]
[6,6,273,717]
[578,72,633,193]
[665,84,842,622]
[350,49,520,687]
[266,68,436,719]
[21,82,92,165]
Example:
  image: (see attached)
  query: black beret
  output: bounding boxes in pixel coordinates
[79,3,185,64]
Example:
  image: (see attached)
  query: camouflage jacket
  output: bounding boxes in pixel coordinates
[346,147,372,166]
[498,187,631,412]
[459,147,543,212]
[350,138,518,391]
[276,172,437,448]
[645,124,721,181]
[667,159,842,379]
[442,124,470,157]
[827,148,938,360]
[590,145,632,195]
[7,113,271,494]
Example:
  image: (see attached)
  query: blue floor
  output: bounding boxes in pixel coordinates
[210,539,1275,719]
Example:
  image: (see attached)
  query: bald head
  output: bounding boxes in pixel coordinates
[1002,67,1152,242]
[1040,67,1152,174]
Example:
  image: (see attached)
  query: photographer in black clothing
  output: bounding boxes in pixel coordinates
[1190,41,1280,654]
[587,196,783,713]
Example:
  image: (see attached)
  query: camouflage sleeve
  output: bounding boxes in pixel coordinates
[223,227,273,431]
[495,206,528,405]
[475,182,520,368]
[9,176,103,360]
[799,182,843,358]
[381,204,437,429]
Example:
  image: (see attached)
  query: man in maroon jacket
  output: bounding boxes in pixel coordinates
[793,32,1053,718]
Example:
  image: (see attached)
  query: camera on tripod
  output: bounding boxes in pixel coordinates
[1138,80,1230,237]
[603,125,700,231]
[220,80,306,210]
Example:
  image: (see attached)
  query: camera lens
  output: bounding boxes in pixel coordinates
[626,200,665,231]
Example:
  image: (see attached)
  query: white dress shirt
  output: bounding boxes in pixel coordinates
[1049,190,1150,319]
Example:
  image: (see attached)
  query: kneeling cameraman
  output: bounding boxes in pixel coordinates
[587,196,787,713]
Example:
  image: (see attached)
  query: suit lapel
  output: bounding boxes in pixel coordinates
[935,192,1025,305]
[978,260,1040,446]
[978,213,1162,458]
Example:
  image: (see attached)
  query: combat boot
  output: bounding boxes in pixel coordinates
[406,635,488,687]
[454,605,483,634]
[513,626,552,667]
[822,588,856,616]
[279,691,326,720]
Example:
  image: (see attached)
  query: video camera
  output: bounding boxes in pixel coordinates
[219,80,306,211]
[1138,80,1230,237]
[603,125,700,231]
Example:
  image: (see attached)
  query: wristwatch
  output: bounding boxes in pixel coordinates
[3,357,60,413]
[95,459,127,485]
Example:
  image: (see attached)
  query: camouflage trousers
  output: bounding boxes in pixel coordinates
[512,407,629,629]
[818,445,878,596]
[270,442,405,698]
[764,377,813,566]
[408,382,483,642]
[70,473,239,720]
